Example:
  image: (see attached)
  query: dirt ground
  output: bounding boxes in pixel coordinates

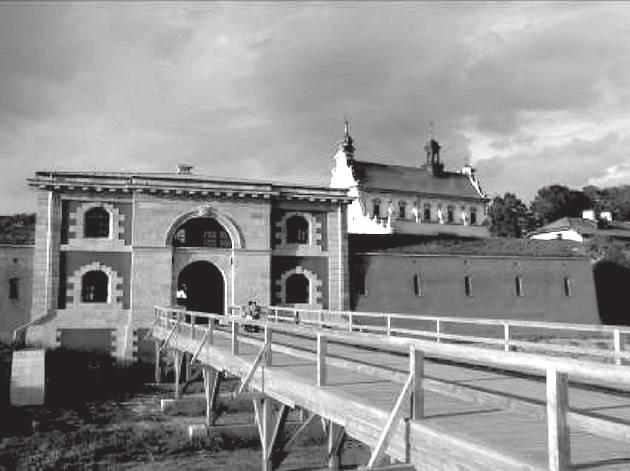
[0,345,369,471]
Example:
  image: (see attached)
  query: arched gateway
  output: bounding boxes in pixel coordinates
[177,261,225,315]
[170,213,232,316]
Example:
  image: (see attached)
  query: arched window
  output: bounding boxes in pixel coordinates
[423,204,431,222]
[171,217,232,248]
[470,207,477,225]
[286,215,309,244]
[447,205,455,223]
[398,201,406,219]
[81,270,108,303]
[286,274,309,304]
[84,207,110,238]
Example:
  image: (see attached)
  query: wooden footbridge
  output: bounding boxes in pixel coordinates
[151,306,630,471]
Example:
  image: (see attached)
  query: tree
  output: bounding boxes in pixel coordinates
[530,185,592,226]
[489,193,532,238]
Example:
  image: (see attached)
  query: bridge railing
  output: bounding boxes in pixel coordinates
[154,305,630,471]
[234,305,630,365]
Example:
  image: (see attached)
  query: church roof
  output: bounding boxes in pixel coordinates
[351,160,485,201]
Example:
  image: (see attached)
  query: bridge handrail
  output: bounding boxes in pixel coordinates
[154,306,630,390]
[154,305,630,469]
[252,305,630,364]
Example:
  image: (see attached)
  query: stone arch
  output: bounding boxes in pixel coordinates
[165,205,244,249]
[68,262,123,306]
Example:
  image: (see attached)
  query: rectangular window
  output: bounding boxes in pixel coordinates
[356,269,367,296]
[424,208,431,221]
[464,275,472,297]
[563,277,572,297]
[373,203,380,218]
[398,203,406,219]
[515,276,523,297]
[9,278,19,300]
[470,209,477,225]
[412,274,423,296]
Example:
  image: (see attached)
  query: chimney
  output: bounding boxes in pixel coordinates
[176,164,193,175]
[582,209,595,221]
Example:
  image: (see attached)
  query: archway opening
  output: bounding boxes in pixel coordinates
[177,261,225,319]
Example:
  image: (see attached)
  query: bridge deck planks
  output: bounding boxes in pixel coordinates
[156,324,630,470]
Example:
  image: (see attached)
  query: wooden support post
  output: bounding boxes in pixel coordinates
[184,353,191,383]
[386,316,392,337]
[254,398,288,471]
[435,319,441,343]
[546,367,570,471]
[409,346,424,420]
[348,312,353,332]
[264,326,273,366]
[202,367,219,427]
[317,333,327,387]
[368,374,413,468]
[154,340,161,383]
[173,350,182,399]
[191,314,196,340]
[327,421,345,470]
[231,319,239,355]
[614,329,625,366]
[503,323,511,352]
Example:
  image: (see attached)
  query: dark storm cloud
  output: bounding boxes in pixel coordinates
[1,2,630,212]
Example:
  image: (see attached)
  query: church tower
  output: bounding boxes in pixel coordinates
[330,118,358,189]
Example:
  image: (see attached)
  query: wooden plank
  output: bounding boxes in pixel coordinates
[546,367,570,471]
[10,349,46,406]
[238,342,269,394]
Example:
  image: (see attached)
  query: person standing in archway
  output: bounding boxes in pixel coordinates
[176,283,188,309]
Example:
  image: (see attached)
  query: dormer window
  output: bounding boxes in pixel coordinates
[286,215,309,244]
[84,207,110,238]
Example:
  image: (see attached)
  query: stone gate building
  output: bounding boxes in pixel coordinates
[25,170,351,358]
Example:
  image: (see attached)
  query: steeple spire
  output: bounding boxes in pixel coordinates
[338,116,355,156]
[423,120,443,174]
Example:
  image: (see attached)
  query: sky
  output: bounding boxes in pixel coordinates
[1,1,630,213]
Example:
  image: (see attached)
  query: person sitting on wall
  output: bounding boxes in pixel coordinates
[243,300,261,333]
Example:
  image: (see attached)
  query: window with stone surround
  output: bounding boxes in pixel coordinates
[286,215,309,244]
[84,207,111,238]
[81,270,108,303]
[286,274,309,304]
